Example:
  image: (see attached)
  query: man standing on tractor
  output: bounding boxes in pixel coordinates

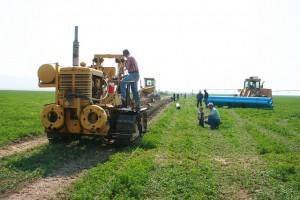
[121,49,140,109]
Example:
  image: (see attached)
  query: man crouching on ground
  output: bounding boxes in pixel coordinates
[205,102,221,130]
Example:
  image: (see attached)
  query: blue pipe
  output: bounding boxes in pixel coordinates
[207,96,273,109]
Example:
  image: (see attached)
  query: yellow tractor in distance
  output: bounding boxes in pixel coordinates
[140,78,161,104]
[239,76,272,98]
[37,27,147,144]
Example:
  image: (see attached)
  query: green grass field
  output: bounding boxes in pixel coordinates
[0,91,299,199]
[0,91,54,145]
[67,95,299,199]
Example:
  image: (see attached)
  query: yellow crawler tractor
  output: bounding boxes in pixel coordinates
[37,27,147,144]
[239,76,272,97]
[140,78,161,104]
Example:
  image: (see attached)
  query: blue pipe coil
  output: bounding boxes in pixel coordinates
[207,96,273,109]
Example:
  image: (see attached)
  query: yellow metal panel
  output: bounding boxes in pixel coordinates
[55,63,59,104]
[72,72,75,94]
[60,66,92,73]
[67,120,81,133]
[102,67,116,78]
[66,110,81,133]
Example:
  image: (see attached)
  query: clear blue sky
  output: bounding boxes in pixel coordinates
[0,0,299,94]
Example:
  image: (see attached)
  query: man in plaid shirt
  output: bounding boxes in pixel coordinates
[121,49,140,108]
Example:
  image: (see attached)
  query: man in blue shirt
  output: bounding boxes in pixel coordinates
[205,102,221,130]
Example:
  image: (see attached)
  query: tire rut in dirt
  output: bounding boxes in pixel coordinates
[2,144,115,200]
[0,136,48,159]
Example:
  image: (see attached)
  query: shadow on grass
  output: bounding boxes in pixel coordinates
[139,137,158,150]
[6,137,117,178]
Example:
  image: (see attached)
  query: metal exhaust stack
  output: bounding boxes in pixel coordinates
[73,26,79,66]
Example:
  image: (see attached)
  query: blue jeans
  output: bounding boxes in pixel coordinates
[199,118,204,127]
[197,99,202,107]
[121,73,140,103]
[204,98,208,108]
[207,116,220,129]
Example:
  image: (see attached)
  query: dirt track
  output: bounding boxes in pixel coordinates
[0,136,48,159]
[3,146,114,200]
[0,100,171,200]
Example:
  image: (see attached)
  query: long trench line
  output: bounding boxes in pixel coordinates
[2,100,172,200]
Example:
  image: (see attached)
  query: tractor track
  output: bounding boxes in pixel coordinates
[2,146,115,200]
[0,136,48,159]
[0,98,172,200]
